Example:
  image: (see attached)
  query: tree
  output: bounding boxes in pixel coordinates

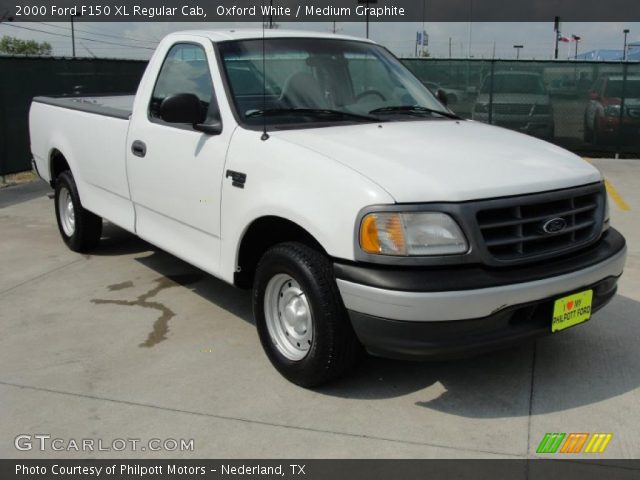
[0,36,52,55]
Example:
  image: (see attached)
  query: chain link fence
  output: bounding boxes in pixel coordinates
[0,56,146,175]
[403,59,640,158]
[2,56,639,176]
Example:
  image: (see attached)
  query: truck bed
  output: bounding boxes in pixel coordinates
[29,93,135,230]
[32,95,134,120]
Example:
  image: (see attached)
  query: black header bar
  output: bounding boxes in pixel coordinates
[1,0,640,22]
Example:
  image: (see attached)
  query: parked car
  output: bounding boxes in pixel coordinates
[547,78,577,97]
[584,75,640,145]
[473,71,555,140]
[30,30,626,387]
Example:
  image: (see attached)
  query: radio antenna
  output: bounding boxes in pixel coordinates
[260,2,270,141]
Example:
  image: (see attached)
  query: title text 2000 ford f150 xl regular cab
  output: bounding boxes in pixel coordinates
[29,30,627,387]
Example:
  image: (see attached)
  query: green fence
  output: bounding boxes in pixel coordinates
[0,56,147,175]
[2,56,639,176]
[403,58,640,158]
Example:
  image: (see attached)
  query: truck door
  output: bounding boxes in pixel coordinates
[126,41,232,276]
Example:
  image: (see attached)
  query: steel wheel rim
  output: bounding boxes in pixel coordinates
[58,187,75,237]
[264,274,313,361]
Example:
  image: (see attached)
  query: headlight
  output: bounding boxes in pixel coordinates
[359,212,468,256]
[604,105,620,117]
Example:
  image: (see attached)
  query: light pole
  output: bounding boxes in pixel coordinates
[357,0,377,39]
[623,29,630,61]
[572,35,581,59]
[513,45,523,60]
[70,15,77,57]
[554,16,561,60]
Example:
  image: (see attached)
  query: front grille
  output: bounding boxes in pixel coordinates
[628,108,640,118]
[493,103,534,115]
[476,188,602,261]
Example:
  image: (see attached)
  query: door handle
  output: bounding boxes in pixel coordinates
[131,140,147,158]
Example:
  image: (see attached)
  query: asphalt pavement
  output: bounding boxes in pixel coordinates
[0,160,638,461]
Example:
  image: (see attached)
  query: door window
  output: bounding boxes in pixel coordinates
[149,43,215,121]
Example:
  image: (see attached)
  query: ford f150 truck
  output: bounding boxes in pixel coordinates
[29,30,627,387]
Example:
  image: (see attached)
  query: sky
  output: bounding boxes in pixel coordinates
[0,21,639,60]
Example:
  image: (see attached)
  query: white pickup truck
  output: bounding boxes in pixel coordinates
[30,30,627,387]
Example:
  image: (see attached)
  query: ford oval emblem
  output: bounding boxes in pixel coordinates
[541,217,567,234]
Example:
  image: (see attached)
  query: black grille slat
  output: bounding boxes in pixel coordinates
[476,189,602,262]
[479,204,596,230]
[485,221,596,247]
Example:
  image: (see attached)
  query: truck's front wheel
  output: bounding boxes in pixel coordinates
[253,242,361,387]
[54,171,102,252]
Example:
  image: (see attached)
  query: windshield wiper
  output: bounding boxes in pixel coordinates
[368,105,460,120]
[246,108,381,122]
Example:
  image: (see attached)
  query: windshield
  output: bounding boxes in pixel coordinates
[605,79,640,98]
[218,38,448,127]
[481,74,547,95]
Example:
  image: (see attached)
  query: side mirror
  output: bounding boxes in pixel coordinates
[159,93,222,135]
[436,89,449,106]
[160,93,206,124]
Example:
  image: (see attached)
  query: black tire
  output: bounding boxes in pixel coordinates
[592,126,605,147]
[584,117,593,143]
[54,170,102,252]
[253,242,361,387]
[592,116,610,147]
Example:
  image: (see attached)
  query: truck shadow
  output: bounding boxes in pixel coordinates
[91,222,254,325]
[91,223,639,418]
[90,222,155,256]
[320,295,640,417]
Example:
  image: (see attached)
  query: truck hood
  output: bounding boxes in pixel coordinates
[273,120,601,203]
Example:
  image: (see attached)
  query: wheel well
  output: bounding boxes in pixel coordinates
[49,149,70,185]
[234,216,327,289]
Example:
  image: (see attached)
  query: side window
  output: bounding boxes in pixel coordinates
[149,43,214,121]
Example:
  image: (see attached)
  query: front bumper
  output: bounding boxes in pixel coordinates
[336,229,626,359]
[596,117,640,140]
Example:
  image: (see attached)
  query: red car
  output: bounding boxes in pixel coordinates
[584,75,640,145]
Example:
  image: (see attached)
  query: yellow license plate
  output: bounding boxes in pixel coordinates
[552,290,593,333]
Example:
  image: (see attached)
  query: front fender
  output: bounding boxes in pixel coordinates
[219,129,394,284]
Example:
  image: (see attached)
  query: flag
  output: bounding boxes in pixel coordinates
[559,35,570,43]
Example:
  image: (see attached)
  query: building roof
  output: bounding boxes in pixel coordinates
[575,49,640,61]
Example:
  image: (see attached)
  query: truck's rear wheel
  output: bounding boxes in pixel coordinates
[54,171,102,252]
[253,242,361,387]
